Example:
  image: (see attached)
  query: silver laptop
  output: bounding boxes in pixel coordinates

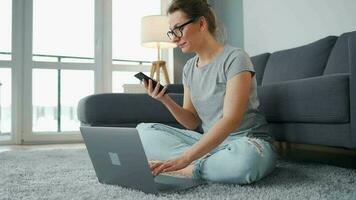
[80,126,204,194]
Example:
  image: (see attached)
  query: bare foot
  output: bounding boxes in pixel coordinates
[173,165,193,177]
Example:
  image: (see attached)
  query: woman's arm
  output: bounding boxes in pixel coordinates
[184,71,252,161]
[151,71,253,175]
[143,79,200,130]
[160,86,201,130]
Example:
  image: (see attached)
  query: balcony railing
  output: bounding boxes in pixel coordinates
[0,51,151,65]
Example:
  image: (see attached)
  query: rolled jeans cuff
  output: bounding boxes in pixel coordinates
[192,153,212,180]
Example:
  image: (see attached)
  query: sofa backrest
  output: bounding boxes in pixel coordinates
[323,31,356,75]
[260,36,337,85]
[250,53,270,86]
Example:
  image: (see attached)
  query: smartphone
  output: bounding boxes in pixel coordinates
[134,72,169,94]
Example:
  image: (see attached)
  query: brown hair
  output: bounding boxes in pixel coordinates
[167,0,218,38]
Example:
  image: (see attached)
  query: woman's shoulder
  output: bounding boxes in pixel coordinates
[223,44,251,60]
[222,45,254,73]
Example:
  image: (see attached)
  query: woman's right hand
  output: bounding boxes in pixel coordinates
[143,79,168,101]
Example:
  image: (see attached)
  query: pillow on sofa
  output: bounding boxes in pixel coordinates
[262,36,337,85]
[251,53,270,86]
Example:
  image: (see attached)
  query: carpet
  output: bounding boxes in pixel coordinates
[0,149,356,200]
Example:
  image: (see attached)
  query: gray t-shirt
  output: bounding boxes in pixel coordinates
[183,45,272,140]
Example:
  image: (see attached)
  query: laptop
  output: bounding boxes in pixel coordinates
[80,126,204,194]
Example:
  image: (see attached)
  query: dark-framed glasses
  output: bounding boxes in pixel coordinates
[167,18,196,40]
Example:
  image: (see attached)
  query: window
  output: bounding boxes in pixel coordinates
[32,0,95,133]
[0,0,12,60]
[60,70,94,131]
[0,69,11,135]
[112,0,162,92]
[32,69,57,132]
[0,0,12,140]
[32,69,94,132]
[33,0,94,62]
[112,0,161,62]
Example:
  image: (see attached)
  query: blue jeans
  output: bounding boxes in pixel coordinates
[136,122,277,184]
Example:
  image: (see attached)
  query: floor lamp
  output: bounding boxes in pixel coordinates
[141,15,176,84]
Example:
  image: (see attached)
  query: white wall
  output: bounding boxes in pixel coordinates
[243,0,356,56]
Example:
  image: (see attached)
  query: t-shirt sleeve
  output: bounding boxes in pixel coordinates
[225,50,255,81]
[182,63,189,88]
[182,59,194,89]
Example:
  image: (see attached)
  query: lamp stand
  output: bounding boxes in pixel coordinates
[149,43,171,85]
[150,61,170,85]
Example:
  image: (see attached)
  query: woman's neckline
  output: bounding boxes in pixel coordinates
[195,45,227,70]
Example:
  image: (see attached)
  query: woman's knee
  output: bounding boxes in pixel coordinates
[201,159,260,184]
[135,122,191,161]
[135,123,165,159]
[194,144,269,184]
[136,123,163,144]
[224,141,276,184]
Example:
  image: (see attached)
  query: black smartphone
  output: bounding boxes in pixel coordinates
[134,72,169,94]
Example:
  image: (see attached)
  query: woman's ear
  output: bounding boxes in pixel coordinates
[198,16,208,32]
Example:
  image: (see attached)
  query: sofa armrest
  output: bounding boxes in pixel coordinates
[77,93,183,126]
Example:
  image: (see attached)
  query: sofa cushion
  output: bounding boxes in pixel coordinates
[251,53,270,85]
[262,36,337,85]
[257,74,349,123]
[324,31,356,74]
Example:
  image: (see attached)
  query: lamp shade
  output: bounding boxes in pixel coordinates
[141,15,176,49]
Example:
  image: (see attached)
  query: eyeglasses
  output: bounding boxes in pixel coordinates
[167,18,196,40]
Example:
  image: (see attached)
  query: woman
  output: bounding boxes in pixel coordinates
[136,0,277,184]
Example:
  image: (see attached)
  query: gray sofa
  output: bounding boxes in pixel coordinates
[77,31,356,150]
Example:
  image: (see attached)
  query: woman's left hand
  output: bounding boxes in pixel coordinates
[150,154,192,176]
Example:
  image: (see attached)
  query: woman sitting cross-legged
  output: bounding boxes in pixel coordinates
[136,0,277,184]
